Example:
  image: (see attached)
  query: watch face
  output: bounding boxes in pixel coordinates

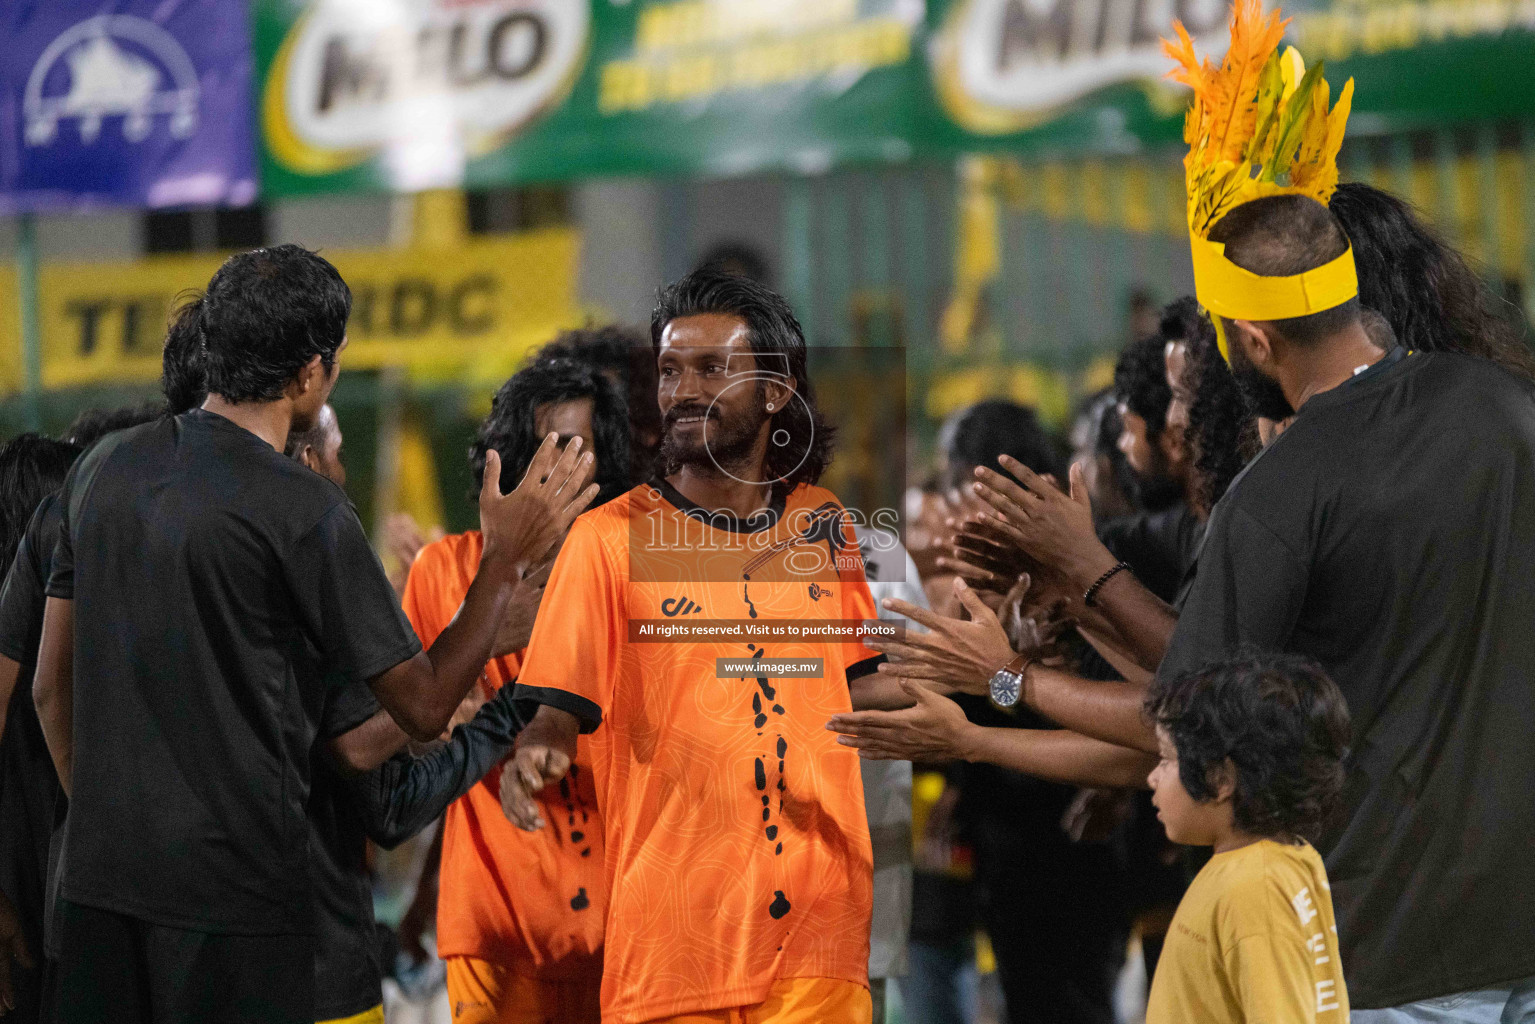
[990,670,1021,708]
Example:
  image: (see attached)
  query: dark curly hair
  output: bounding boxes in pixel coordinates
[163,292,209,414]
[469,359,630,507]
[532,323,660,484]
[651,270,834,500]
[1146,650,1351,844]
[1163,297,1257,518]
[1330,182,1534,381]
[201,244,351,403]
[938,399,1065,491]
[1114,333,1171,441]
[0,434,81,571]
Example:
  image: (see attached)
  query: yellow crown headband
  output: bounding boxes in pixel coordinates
[1192,237,1358,361]
[1164,0,1357,363]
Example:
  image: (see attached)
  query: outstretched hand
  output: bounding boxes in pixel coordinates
[826,679,976,762]
[863,577,1015,697]
[479,435,599,581]
[972,460,1117,591]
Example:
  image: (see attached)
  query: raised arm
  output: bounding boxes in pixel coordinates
[368,438,597,741]
[33,597,74,796]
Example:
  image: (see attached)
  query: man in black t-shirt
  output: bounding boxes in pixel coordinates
[31,245,598,1024]
[0,435,81,1024]
[1156,197,1535,1015]
[1009,196,1535,1014]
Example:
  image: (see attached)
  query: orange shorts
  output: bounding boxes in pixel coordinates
[445,955,602,1024]
[643,977,872,1024]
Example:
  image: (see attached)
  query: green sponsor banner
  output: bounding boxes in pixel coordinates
[255,0,924,195]
[255,0,1535,196]
[921,0,1535,155]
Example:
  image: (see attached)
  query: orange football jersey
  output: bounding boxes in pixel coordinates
[513,480,880,1024]
[401,531,605,980]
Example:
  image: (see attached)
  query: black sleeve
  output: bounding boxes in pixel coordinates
[319,677,383,740]
[1158,501,1309,681]
[284,502,422,685]
[45,472,76,601]
[349,683,525,849]
[0,496,56,665]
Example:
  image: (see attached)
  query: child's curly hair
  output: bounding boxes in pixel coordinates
[1146,651,1351,844]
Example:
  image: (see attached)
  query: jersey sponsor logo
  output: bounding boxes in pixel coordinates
[807,582,832,601]
[661,595,704,616]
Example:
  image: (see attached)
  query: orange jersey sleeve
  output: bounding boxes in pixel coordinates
[511,513,625,731]
[834,513,884,684]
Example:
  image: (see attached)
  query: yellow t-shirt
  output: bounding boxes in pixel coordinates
[1148,839,1349,1024]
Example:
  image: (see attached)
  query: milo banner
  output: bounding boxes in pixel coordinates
[924,0,1535,155]
[256,0,924,195]
[0,0,258,212]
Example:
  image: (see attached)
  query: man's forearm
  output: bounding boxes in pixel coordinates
[1078,570,1178,671]
[329,708,411,776]
[962,726,1156,788]
[850,672,914,711]
[360,686,522,848]
[33,598,74,796]
[1024,663,1157,753]
[371,549,519,740]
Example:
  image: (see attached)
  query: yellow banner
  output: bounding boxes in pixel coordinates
[0,228,583,395]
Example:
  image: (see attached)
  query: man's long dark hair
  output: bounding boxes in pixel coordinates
[1330,182,1535,380]
[469,360,630,506]
[1164,298,1257,519]
[650,270,834,499]
[0,435,81,570]
[163,293,209,414]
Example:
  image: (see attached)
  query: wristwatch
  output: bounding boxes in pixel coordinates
[989,652,1029,709]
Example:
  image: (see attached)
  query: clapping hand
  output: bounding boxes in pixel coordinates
[479,435,599,582]
[864,577,1016,698]
[971,460,1117,591]
[826,678,976,762]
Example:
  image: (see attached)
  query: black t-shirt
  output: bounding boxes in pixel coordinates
[1098,501,1204,604]
[308,683,524,1019]
[0,493,65,961]
[1161,349,1535,1007]
[47,410,421,935]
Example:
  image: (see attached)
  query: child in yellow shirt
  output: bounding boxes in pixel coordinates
[1144,651,1352,1024]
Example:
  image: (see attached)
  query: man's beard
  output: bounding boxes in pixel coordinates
[659,387,768,475]
[1226,328,1294,421]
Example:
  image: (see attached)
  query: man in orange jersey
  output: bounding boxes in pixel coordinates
[502,270,912,1024]
[402,355,635,1024]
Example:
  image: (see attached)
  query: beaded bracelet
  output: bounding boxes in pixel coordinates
[1083,561,1132,607]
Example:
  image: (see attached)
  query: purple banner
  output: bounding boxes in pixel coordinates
[0,0,257,213]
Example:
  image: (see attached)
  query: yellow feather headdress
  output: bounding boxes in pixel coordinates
[1163,0,1357,361]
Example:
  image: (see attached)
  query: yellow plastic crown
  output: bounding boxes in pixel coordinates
[1164,0,1357,361]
